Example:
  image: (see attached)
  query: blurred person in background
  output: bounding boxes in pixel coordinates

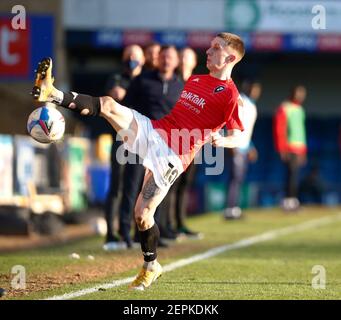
[179,47,197,82]
[224,80,261,220]
[273,85,307,212]
[104,44,145,250]
[107,45,145,101]
[143,42,161,72]
[164,47,202,238]
[119,45,183,247]
[299,164,325,205]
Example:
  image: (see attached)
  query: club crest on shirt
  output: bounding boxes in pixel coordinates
[214,85,225,93]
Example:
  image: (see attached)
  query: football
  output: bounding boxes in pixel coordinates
[27,106,65,143]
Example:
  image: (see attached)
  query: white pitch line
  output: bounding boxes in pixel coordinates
[45,213,341,300]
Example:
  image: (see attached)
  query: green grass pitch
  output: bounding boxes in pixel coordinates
[1,207,341,300]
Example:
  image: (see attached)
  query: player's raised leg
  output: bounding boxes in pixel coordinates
[129,169,170,291]
[31,57,137,139]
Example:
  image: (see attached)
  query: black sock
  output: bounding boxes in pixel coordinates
[140,224,160,262]
[60,92,101,116]
[61,92,74,107]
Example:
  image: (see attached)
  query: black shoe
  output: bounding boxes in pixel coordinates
[177,226,203,239]
[103,241,127,251]
[160,229,178,240]
[105,234,121,244]
[103,234,127,251]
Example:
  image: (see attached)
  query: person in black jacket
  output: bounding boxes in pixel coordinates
[117,45,183,247]
[171,47,202,238]
[156,47,201,240]
[103,44,145,251]
[143,42,161,73]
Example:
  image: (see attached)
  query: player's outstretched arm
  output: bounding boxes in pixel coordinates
[211,130,241,148]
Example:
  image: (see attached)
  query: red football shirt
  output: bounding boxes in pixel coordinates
[152,74,243,169]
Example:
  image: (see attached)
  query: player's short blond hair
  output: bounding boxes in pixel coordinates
[217,32,245,61]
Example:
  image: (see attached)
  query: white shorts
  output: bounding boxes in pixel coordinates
[123,109,184,190]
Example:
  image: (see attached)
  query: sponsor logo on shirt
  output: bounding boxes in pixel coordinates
[214,85,225,93]
[180,90,206,109]
[192,77,200,82]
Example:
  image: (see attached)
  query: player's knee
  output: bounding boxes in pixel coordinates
[134,207,151,230]
[135,216,149,230]
[135,216,145,230]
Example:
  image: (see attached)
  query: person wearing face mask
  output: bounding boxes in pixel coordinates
[122,45,183,245]
[103,45,145,251]
[107,45,145,101]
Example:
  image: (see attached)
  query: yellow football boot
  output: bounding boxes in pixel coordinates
[31,57,55,102]
[129,262,162,291]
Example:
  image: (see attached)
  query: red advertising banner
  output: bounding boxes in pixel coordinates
[318,34,341,52]
[188,31,216,49]
[0,18,30,77]
[252,33,283,51]
[123,30,153,46]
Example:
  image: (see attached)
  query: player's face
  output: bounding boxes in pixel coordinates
[206,37,232,72]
